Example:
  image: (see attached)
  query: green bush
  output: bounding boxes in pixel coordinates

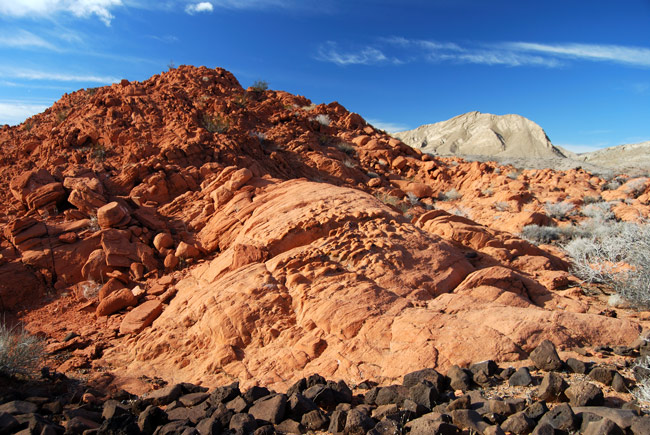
[251,80,268,92]
[202,113,229,133]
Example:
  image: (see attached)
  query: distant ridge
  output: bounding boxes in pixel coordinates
[578,140,650,172]
[394,111,567,159]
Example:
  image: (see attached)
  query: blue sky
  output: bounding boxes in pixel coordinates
[1,0,649,153]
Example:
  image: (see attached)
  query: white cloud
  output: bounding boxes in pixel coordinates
[366,119,411,134]
[322,37,650,69]
[0,29,57,50]
[506,42,650,68]
[447,50,561,68]
[185,2,213,14]
[210,0,312,9]
[0,0,123,26]
[0,67,118,83]
[0,101,50,126]
[316,42,394,66]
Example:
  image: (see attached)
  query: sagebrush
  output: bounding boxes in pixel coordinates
[564,221,650,307]
[0,323,44,377]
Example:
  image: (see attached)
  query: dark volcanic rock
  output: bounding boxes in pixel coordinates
[501,411,535,434]
[447,366,473,391]
[538,403,576,432]
[248,394,287,424]
[229,412,258,434]
[301,408,329,431]
[344,409,375,434]
[565,382,604,406]
[583,417,625,435]
[530,340,563,371]
[509,367,534,387]
[409,381,439,410]
[536,371,568,402]
[138,405,169,434]
[566,357,587,374]
[589,366,617,386]
[374,385,409,406]
[328,409,347,433]
[403,368,448,392]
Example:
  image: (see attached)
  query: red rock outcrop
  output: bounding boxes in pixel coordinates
[0,65,644,390]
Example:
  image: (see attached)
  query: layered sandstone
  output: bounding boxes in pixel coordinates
[0,66,647,392]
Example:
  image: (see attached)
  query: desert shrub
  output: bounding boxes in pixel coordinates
[581,202,614,222]
[583,195,602,204]
[92,144,106,162]
[544,201,575,219]
[494,201,510,212]
[625,177,649,197]
[167,60,176,71]
[481,187,494,197]
[634,356,650,407]
[0,323,44,377]
[80,281,102,299]
[439,188,462,201]
[312,114,331,126]
[406,192,420,206]
[603,177,625,191]
[375,192,399,207]
[506,170,520,180]
[450,206,472,219]
[521,224,581,244]
[342,159,355,168]
[88,215,100,232]
[234,94,248,108]
[251,80,269,92]
[564,221,650,307]
[56,108,69,124]
[336,143,356,156]
[202,113,229,133]
[250,131,267,142]
[367,171,379,179]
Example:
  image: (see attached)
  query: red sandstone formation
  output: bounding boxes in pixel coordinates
[1,65,648,391]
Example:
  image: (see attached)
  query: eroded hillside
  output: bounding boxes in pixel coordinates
[1,65,648,391]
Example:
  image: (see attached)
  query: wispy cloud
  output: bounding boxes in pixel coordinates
[147,34,179,43]
[0,100,50,126]
[209,0,327,10]
[0,67,118,83]
[0,0,123,26]
[506,42,650,68]
[185,2,213,14]
[316,42,399,66]
[367,119,411,133]
[0,29,58,50]
[319,37,650,69]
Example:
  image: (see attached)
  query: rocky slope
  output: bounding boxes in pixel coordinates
[578,140,650,173]
[394,111,567,159]
[1,66,649,396]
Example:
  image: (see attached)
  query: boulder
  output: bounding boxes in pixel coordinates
[530,340,563,371]
[96,288,137,317]
[120,300,164,334]
[97,201,129,228]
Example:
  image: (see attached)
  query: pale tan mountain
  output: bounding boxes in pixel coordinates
[579,140,650,172]
[394,111,567,159]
